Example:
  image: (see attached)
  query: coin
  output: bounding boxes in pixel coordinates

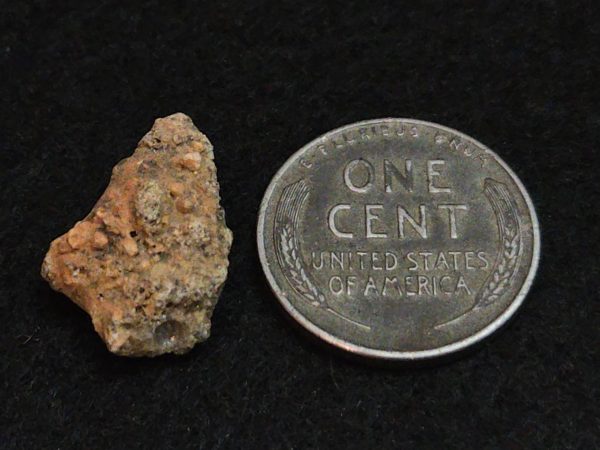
[257,119,540,361]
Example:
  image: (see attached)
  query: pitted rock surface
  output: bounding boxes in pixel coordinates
[41,113,233,357]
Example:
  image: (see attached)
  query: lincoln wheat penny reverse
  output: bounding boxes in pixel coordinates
[257,119,540,361]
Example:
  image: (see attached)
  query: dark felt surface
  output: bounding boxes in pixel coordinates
[1,1,599,449]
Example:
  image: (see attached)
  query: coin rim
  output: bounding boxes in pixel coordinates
[257,118,541,360]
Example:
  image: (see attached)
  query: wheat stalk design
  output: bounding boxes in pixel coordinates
[274,179,326,306]
[473,178,522,309]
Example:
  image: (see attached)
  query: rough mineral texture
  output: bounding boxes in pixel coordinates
[41,113,233,357]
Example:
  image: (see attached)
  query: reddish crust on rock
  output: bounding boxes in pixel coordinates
[41,113,233,357]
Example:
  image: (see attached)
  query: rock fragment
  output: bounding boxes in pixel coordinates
[41,113,233,357]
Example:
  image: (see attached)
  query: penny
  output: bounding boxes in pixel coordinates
[257,119,540,361]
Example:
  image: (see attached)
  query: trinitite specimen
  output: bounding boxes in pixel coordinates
[41,113,233,357]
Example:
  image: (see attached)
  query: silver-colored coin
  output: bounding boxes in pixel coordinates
[257,119,540,361]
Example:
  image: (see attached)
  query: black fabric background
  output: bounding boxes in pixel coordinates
[1,1,598,449]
